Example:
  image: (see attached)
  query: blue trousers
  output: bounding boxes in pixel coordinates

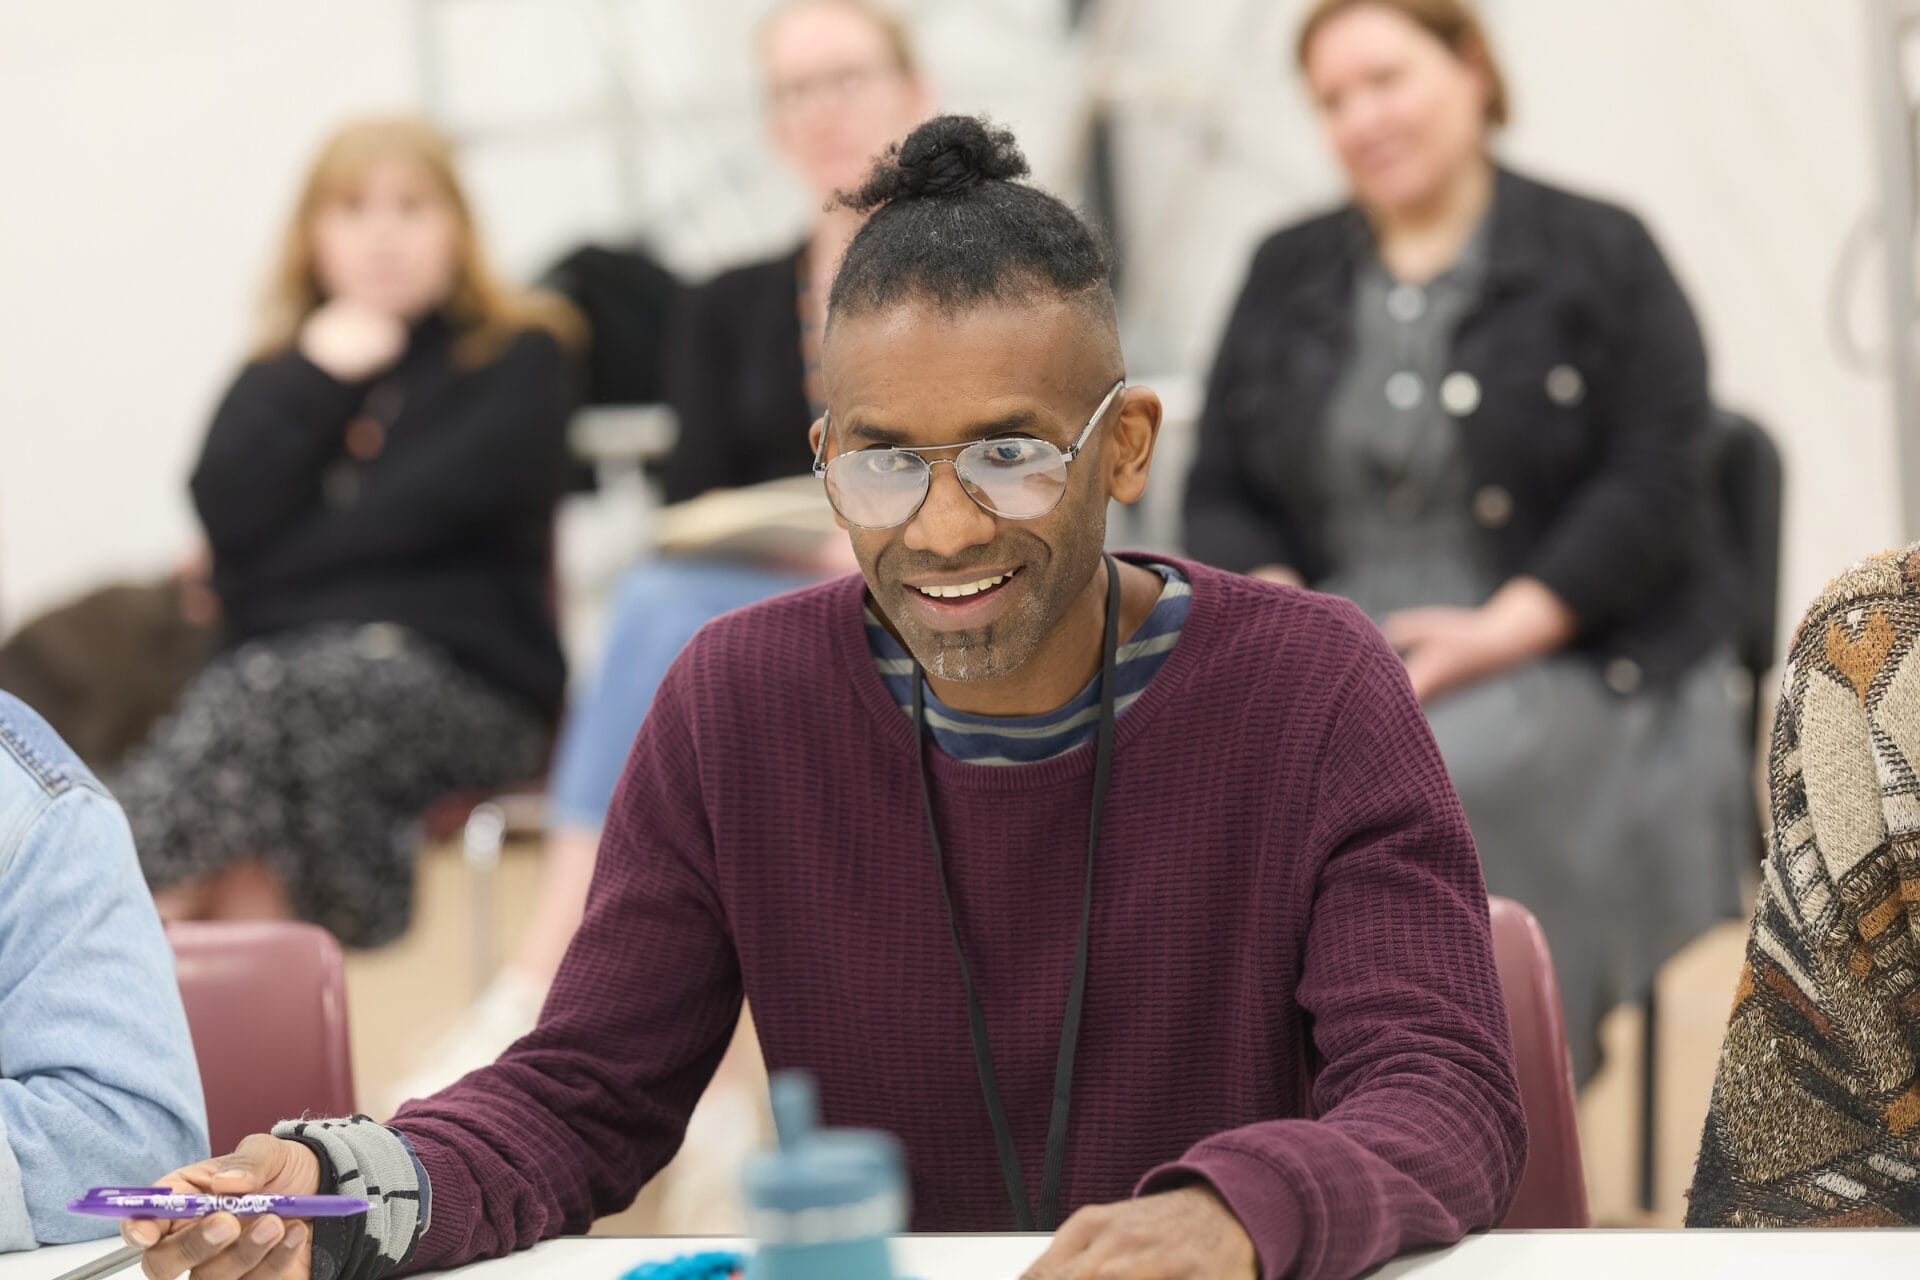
[548,559,818,829]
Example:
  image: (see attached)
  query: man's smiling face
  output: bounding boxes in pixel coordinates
[815,295,1124,683]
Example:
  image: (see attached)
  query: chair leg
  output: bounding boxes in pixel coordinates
[1639,984,1660,1213]
[463,803,507,999]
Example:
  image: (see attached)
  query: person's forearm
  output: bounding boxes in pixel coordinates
[1214,630,1526,1276]
[192,356,364,552]
[251,337,571,577]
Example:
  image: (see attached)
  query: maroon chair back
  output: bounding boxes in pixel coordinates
[1486,896,1590,1228]
[167,921,357,1155]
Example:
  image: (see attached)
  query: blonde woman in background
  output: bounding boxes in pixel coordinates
[388,0,930,1234]
[114,116,582,949]
[397,0,929,1078]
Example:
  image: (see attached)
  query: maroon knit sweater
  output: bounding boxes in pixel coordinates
[392,554,1525,1279]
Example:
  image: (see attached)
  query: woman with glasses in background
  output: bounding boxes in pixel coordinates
[390,2,933,1220]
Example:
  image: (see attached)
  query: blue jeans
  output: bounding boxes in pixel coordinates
[548,560,819,829]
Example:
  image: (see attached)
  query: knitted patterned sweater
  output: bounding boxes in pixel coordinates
[388,555,1525,1279]
[1689,545,1920,1225]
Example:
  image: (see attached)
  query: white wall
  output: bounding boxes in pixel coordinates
[0,0,417,626]
[0,0,1902,647]
[1492,0,1898,639]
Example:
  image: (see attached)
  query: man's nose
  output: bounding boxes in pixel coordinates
[901,460,996,559]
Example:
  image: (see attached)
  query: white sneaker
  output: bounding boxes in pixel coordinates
[385,970,546,1116]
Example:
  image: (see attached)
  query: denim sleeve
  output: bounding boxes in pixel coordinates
[0,784,210,1247]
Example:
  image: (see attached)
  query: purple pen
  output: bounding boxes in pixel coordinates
[69,1187,370,1219]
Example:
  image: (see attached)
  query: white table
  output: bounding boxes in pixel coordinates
[14,1228,1920,1279]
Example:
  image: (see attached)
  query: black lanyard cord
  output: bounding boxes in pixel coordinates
[911,553,1123,1232]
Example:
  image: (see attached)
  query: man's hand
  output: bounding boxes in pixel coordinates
[124,1133,319,1280]
[1020,1185,1258,1279]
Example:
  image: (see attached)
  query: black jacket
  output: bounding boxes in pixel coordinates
[1183,166,1738,688]
[654,247,816,505]
[541,242,680,407]
[191,317,576,718]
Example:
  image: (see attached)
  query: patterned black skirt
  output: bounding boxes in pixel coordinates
[112,623,549,948]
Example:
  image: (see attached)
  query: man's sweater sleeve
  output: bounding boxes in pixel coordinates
[1139,629,1526,1278]
[387,647,743,1272]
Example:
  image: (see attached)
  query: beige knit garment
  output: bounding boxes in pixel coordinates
[1688,544,1920,1226]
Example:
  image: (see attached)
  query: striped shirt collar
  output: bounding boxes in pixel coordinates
[864,563,1191,766]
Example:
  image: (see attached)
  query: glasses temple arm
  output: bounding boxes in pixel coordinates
[1060,380,1126,463]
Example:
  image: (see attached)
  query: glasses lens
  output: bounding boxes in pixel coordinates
[956,438,1070,518]
[825,449,931,527]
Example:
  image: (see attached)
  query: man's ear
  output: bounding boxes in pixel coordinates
[1105,387,1162,506]
[808,416,852,531]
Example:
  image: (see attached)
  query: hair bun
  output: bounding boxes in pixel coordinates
[840,115,1029,213]
[894,115,1028,196]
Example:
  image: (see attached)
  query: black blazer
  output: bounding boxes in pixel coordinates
[192,318,575,718]
[1183,166,1739,689]
[655,246,816,506]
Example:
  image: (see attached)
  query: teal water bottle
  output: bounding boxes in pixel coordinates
[743,1073,905,1280]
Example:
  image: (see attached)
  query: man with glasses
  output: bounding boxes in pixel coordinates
[129,116,1525,1280]
[388,0,938,1123]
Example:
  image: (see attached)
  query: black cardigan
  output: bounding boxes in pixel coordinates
[191,317,576,718]
[1183,166,1739,688]
[654,246,816,505]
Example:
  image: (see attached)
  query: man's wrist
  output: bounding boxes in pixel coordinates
[272,1116,428,1280]
[1138,1149,1300,1280]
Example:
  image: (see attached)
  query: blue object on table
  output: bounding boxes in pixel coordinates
[617,1251,745,1279]
[742,1073,907,1280]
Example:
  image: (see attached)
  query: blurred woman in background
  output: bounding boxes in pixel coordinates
[389,0,932,1192]
[114,116,581,949]
[1184,0,1749,1080]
